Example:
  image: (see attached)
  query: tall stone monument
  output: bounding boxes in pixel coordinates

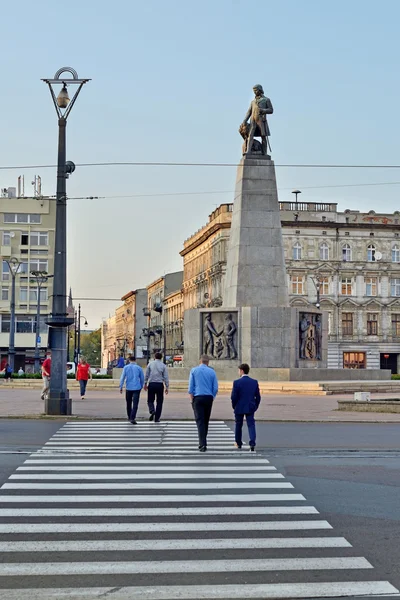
[184,84,327,374]
[182,85,391,382]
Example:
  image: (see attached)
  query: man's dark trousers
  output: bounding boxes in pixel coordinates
[147,382,164,421]
[126,390,141,421]
[192,395,214,448]
[235,413,256,448]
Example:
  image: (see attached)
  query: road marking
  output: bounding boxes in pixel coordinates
[0,506,317,517]
[0,557,373,576]
[10,472,284,480]
[0,520,329,533]
[0,493,305,502]
[18,465,276,471]
[62,421,227,425]
[35,449,254,454]
[25,458,269,464]
[45,442,235,446]
[0,537,350,552]
[3,481,293,490]
[1,582,396,599]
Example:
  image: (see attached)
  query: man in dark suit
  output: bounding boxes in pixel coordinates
[231,363,261,452]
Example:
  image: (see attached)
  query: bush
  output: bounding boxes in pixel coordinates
[391,375,400,380]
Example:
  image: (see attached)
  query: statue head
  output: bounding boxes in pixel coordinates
[253,84,264,97]
[206,313,211,321]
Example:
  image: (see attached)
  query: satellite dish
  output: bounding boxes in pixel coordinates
[375,251,383,261]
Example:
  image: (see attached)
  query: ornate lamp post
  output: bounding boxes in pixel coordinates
[5,257,21,371]
[74,303,88,365]
[42,67,90,415]
[30,270,54,374]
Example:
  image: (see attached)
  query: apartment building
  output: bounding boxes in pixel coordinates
[181,201,400,372]
[146,272,183,358]
[0,190,55,371]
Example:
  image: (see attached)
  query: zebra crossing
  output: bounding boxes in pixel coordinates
[0,420,398,599]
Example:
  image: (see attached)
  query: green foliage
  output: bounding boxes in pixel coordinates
[391,374,400,380]
[79,328,101,366]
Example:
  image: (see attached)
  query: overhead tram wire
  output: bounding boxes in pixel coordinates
[3,161,400,170]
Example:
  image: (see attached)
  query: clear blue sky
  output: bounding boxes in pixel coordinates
[1,0,400,325]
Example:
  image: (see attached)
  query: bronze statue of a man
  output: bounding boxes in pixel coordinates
[241,84,273,157]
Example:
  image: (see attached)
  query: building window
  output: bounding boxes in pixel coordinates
[365,277,377,297]
[292,242,302,260]
[392,314,400,336]
[30,232,48,246]
[29,288,48,302]
[2,261,10,281]
[16,315,35,333]
[343,352,366,369]
[342,312,353,335]
[319,243,329,260]
[2,231,11,245]
[291,276,304,295]
[0,317,10,333]
[1,287,9,301]
[30,258,48,272]
[391,279,400,297]
[19,287,28,302]
[342,244,351,261]
[392,245,400,263]
[367,244,376,262]
[4,213,41,224]
[367,313,378,335]
[341,278,352,295]
[320,276,330,295]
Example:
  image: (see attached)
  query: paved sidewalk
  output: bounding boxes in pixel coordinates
[2,386,400,422]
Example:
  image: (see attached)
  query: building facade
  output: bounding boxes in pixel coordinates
[181,201,400,372]
[0,192,56,371]
[146,271,183,358]
[101,288,148,368]
[163,289,184,359]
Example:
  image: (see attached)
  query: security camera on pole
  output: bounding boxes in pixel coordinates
[41,67,90,415]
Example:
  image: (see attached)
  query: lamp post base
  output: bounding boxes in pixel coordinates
[45,391,72,415]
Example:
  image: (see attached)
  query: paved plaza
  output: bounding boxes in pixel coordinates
[2,385,400,422]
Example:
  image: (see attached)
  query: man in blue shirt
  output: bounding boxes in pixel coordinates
[188,354,218,452]
[119,355,144,424]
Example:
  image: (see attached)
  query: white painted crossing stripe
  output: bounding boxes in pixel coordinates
[10,472,284,480]
[45,442,234,446]
[63,420,226,424]
[0,582,398,600]
[0,537,350,552]
[51,435,234,439]
[0,520,329,533]
[36,449,259,454]
[0,557,373,576]
[0,493,305,502]
[3,481,293,489]
[0,506,317,516]
[25,458,269,464]
[18,465,276,471]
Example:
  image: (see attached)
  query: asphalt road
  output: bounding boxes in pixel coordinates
[0,419,399,599]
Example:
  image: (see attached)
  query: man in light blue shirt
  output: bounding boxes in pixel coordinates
[188,354,218,452]
[119,356,144,424]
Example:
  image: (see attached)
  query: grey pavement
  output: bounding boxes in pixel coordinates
[0,420,399,599]
[3,386,400,422]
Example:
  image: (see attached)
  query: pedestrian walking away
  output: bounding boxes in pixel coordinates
[144,352,169,422]
[40,351,51,400]
[76,357,92,399]
[120,355,144,424]
[231,363,261,452]
[188,354,218,452]
[3,363,13,382]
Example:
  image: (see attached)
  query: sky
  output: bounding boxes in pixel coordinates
[1,0,400,327]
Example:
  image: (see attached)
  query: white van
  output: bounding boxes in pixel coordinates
[66,362,76,375]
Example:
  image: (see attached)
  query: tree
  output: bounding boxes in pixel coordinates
[79,328,101,366]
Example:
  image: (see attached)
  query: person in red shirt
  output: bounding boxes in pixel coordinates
[41,352,51,400]
[76,357,92,399]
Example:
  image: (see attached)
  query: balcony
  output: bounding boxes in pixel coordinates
[280,202,338,212]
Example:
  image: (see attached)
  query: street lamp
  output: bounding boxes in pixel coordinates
[5,257,21,371]
[42,67,90,415]
[311,274,322,309]
[30,270,54,374]
[74,303,88,365]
